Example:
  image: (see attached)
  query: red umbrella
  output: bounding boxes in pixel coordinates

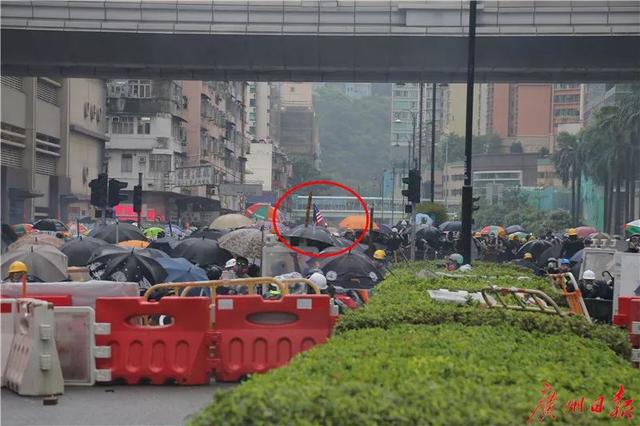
[244,203,282,221]
[575,226,597,238]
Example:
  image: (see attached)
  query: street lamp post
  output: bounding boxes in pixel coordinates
[430,82,437,203]
[461,0,478,265]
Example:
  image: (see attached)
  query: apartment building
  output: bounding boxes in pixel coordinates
[1,77,108,223]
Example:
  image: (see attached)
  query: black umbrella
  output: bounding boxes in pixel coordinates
[171,237,232,267]
[319,251,383,290]
[415,225,442,245]
[60,236,108,266]
[506,225,526,234]
[334,237,368,254]
[148,237,182,256]
[516,240,553,260]
[89,223,147,244]
[188,227,229,241]
[282,225,339,251]
[33,218,67,232]
[536,243,563,266]
[439,221,462,232]
[88,245,166,265]
[91,250,168,287]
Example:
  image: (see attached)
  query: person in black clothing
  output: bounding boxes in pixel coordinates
[513,252,541,275]
[626,234,639,253]
[559,228,584,259]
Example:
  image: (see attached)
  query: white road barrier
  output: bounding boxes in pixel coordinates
[54,306,111,385]
[1,298,17,386]
[4,299,64,396]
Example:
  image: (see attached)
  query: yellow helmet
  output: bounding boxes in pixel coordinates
[523,252,533,260]
[474,232,481,238]
[508,234,517,241]
[8,261,27,274]
[373,249,386,260]
[567,228,577,237]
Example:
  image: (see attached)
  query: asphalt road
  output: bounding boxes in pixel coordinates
[1,383,235,426]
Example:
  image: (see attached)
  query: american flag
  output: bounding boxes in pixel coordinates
[313,203,326,226]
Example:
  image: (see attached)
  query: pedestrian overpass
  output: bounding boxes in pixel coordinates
[1,1,639,81]
[291,195,408,226]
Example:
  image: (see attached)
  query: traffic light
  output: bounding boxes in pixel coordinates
[401,169,421,204]
[472,196,481,211]
[108,178,128,207]
[133,184,142,214]
[89,173,108,207]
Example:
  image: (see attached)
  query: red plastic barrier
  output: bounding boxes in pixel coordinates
[95,296,212,385]
[613,297,640,329]
[630,299,640,349]
[212,294,333,382]
[0,294,71,306]
[28,294,72,306]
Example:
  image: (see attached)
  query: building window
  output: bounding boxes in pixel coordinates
[37,79,60,105]
[137,121,151,135]
[128,80,152,98]
[111,116,135,134]
[150,154,171,173]
[121,154,133,173]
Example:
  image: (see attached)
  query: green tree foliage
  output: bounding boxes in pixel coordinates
[313,88,392,195]
[435,133,504,168]
[510,141,524,153]
[474,188,572,236]
[579,84,640,234]
[416,202,448,225]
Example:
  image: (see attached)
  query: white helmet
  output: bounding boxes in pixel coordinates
[582,270,596,280]
[391,227,398,233]
[224,258,237,269]
[308,272,327,290]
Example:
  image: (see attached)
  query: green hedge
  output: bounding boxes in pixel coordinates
[192,324,639,426]
[337,269,630,357]
[191,264,637,425]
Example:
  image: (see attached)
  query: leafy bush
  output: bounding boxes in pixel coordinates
[191,324,639,426]
[338,268,630,357]
[191,264,635,425]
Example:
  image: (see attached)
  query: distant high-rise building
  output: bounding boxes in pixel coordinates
[390,83,444,149]
[278,83,320,170]
[477,83,554,154]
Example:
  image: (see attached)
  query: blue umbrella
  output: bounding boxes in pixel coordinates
[164,224,185,237]
[156,257,209,297]
[570,249,584,263]
[156,257,208,282]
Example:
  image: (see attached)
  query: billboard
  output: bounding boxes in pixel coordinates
[174,166,215,187]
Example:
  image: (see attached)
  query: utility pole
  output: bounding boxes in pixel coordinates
[461,0,478,265]
[411,114,416,168]
[391,165,396,225]
[430,83,437,203]
[417,82,424,175]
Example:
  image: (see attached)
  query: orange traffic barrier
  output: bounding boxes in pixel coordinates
[210,294,335,382]
[95,297,213,385]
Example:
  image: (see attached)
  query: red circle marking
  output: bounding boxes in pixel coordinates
[272,180,370,258]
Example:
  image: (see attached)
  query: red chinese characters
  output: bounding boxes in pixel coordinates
[528,383,634,423]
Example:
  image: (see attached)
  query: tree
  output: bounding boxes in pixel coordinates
[579,84,640,234]
[416,202,448,225]
[552,132,582,226]
[475,134,503,154]
[314,87,392,196]
[510,142,524,153]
